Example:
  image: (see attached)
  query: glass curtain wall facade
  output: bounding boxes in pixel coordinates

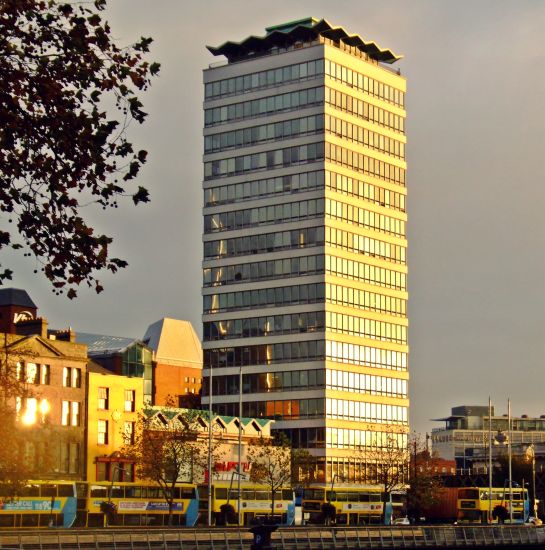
[202,18,408,482]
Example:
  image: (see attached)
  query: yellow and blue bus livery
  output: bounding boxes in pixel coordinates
[0,481,78,528]
[302,484,392,526]
[199,482,295,526]
[83,481,199,527]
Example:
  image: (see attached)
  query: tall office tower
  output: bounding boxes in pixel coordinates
[202,18,408,482]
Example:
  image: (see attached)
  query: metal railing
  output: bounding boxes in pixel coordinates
[1,525,544,550]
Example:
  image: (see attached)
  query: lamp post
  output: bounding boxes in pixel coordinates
[109,464,126,501]
[238,364,242,525]
[488,397,493,523]
[494,425,509,522]
[207,372,213,527]
[526,444,537,519]
[104,464,125,527]
[412,432,417,485]
[508,399,513,523]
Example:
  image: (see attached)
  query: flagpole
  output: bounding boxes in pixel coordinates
[208,368,213,527]
[508,398,513,523]
[488,397,493,523]
[238,365,242,525]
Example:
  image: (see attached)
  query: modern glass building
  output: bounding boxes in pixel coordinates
[202,18,408,482]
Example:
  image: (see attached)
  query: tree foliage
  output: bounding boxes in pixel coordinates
[0,0,159,297]
[354,427,409,522]
[357,429,409,493]
[406,434,446,521]
[247,433,292,520]
[121,401,218,524]
[290,446,319,486]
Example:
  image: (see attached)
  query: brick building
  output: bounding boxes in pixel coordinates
[0,288,87,480]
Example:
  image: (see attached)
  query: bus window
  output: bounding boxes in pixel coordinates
[369,493,381,502]
[125,485,143,498]
[359,493,370,502]
[282,489,292,500]
[255,491,268,501]
[40,484,56,497]
[0,514,14,527]
[124,515,141,526]
[21,484,40,497]
[458,489,479,499]
[76,483,88,498]
[110,486,124,498]
[326,491,336,502]
[305,489,324,501]
[215,488,228,499]
[90,485,108,498]
[21,514,39,527]
[147,487,161,499]
[58,484,74,497]
[228,490,239,501]
[242,489,255,500]
[181,487,196,499]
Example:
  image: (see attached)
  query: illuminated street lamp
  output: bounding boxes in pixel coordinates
[21,398,37,426]
[526,444,537,518]
[39,399,50,422]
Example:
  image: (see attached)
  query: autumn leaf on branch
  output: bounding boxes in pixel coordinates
[0,0,160,297]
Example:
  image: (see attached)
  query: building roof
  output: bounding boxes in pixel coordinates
[77,332,140,355]
[144,406,273,432]
[431,415,465,422]
[207,17,402,64]
[87,359,115,375]
[142,318,202,367]
[0,288,37,309]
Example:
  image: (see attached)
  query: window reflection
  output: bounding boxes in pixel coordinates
[205,114,324,153]
[204,198,325,233]
[205,86,324,127]
[205,59,325,100]
[204,142,325,180]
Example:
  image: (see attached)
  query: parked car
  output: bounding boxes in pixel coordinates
[527,516,542,525]
[393,517,410,525]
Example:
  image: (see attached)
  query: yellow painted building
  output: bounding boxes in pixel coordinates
[86,361,143,482]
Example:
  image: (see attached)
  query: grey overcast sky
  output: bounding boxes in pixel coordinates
[6,1,545,433]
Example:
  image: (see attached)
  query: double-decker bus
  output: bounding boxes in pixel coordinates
[81,481,199,527]
[198,481,295,526]
[302,484,393,526]
[0,481,78,528]
[457,486,530,524]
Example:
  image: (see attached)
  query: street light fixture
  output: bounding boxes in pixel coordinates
[207,372,213,527]
[526,444,537,519]
[238,364,242,526]
[109,464,126,501]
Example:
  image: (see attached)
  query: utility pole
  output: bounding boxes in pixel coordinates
[413,433,418,483]
[508,398,513,523]
[488,397,493,523]
[207,372,213,527]
[238,365,242,525]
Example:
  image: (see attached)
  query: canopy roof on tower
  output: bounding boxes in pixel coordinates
[207,18,402,64]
